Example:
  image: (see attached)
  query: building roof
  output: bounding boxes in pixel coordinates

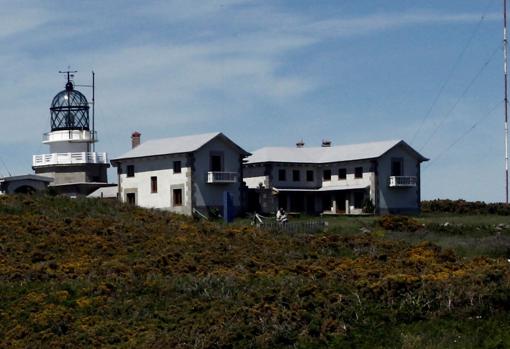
[87,185,118,198]
[246,140,428,165]
[111,132,250,162]
[0,174,53,183]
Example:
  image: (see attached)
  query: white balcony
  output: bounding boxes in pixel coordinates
[388,176,417,187]
[43,130,98,143]
[207,171,238,184]
[33,152,108,167]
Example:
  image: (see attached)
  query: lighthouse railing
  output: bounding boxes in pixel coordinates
[33,152,108,167]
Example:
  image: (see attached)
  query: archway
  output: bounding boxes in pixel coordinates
[14,185,36,194]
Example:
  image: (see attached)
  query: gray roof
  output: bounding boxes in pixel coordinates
[246,140,428,164]
[87,186,118,198]
[111,132,250,162]
[0,174,53,183]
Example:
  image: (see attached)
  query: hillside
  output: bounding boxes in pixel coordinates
[1,195,510,348]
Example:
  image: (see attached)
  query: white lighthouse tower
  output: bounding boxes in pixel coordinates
[32,71,110,196]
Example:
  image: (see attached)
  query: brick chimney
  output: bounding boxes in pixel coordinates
[131,131,141,149]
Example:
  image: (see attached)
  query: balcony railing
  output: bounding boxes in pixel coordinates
[33,152,108,167]
[388,176,417,187]
[207,171,238,184]
[43,130,98,143]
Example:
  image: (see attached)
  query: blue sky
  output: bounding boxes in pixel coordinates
[0,0,505,201]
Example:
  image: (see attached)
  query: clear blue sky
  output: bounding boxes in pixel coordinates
[0,0,505,201]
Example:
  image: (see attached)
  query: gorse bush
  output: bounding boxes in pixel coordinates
[377,215,422,232]
[423,199,510,215]
[0,195,509,348]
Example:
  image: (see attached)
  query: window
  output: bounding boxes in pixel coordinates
[151,176,158,193]
[173,189,183,206]
[210,155,222,172]
[278,169,286,181]
[292,170,300,182]
[127,165,135,177]
[306,170,314,182]
[355,167,363,178]
[126,193,136,205]
[323,169,331,181]
[391,159,403,176]
[338,168,347,180]
[173,161,182,174]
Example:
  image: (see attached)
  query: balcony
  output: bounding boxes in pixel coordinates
[388,176,417,187]
[33,152,108,167]
[207,171,238,184]
[43,130,98,143]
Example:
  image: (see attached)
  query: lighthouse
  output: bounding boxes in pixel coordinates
[32,71,111,196]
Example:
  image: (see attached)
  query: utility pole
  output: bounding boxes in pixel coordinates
[504,0,509,204]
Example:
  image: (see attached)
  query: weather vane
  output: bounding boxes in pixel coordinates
[58,66,77,83]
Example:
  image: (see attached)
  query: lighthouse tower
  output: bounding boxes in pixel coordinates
[32,71,110,196]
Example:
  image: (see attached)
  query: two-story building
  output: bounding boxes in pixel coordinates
[243,139,428,215]
[110,132,250,216]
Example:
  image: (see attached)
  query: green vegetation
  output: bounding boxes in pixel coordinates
[1,195,510,348]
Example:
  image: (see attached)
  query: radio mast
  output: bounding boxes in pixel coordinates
[504,0,509,203]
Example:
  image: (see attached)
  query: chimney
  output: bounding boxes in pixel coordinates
[131,131,141,149]
[296,139,305,148]
[321,139,332,147]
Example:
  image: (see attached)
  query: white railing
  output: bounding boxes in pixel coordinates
[43,130,98,143]
[207,171,238,183]
[33,152,108,167]
[388,176,417,187]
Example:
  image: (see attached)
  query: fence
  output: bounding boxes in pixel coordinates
[253,213,326,234]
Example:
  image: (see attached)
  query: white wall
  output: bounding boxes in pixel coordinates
[49,141,89,153]
[244,166,268,189]
[118,154,192,215]
[245,161,375,200]
[243,160,376,214]
[116,136,247,216]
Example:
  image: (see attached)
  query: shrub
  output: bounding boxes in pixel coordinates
[422,199,510,215]
[377,215,421,232]
[362,199,375,214]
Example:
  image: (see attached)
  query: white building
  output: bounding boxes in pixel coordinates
[243,139,428,215]
[110,132,250,216]
[32,72,111,196]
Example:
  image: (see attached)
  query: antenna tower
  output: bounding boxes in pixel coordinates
[504,0,509,204]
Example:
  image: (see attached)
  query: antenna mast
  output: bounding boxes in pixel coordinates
[92,71,95,152]
[504,0,509,203]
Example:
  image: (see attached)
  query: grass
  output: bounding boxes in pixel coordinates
[245,213,510,258]
[1,195,510,348]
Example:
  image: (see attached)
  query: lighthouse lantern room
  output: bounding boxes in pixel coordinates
[32,71,110,196]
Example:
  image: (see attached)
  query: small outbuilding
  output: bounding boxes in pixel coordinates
[0,174,53,194]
